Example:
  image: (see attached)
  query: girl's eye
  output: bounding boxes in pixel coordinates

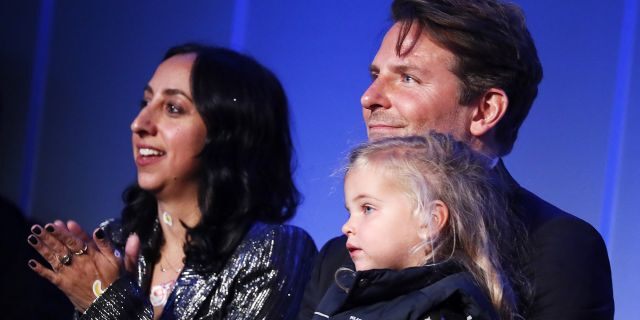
[363,205,375,215]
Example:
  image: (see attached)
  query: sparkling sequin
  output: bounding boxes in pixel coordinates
[77,220,317,319]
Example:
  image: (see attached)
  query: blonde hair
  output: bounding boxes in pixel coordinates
[346,132,527,319]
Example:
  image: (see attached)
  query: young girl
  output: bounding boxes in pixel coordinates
[312,133,525,320]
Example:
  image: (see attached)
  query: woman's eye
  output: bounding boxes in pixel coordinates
[166,103,182,114]
[363,205,375,215]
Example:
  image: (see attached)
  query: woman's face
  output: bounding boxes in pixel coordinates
[131,53,207,199]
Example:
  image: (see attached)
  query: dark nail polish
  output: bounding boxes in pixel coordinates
[28,260,37,268]
[28,235,38,245]
[31,225,42,235]
[95,228,105,239]
[45,224,55,233]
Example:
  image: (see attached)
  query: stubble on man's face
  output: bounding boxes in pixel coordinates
[361,23,474,142]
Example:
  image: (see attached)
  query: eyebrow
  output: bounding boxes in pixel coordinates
[352,194,384,203]
[369,62,430,77]
[144,85,193,103]
[391,63,429,76]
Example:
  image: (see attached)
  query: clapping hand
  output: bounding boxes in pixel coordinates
[27,220,139,312]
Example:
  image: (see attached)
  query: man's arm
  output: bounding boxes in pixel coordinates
[297,235,349,320]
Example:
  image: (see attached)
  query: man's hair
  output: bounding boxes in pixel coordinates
[392,0,543,156]
[346,133,527,318]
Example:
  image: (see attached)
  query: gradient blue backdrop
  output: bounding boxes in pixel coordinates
[1,1,637,318]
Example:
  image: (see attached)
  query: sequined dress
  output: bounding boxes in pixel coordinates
[77,220,317,319]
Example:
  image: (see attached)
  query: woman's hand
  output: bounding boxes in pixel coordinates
[27,220,124,312]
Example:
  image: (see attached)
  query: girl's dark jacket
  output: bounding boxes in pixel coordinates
[310,262,498,320]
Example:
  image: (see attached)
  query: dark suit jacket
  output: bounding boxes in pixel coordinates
[298,162,614,319]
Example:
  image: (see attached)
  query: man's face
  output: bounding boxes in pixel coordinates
[361,23,475,141]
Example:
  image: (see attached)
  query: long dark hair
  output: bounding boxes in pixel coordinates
[121,44,300,273]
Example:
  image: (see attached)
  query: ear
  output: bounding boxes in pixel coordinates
[420,200,449,239]
[469,88,508,137]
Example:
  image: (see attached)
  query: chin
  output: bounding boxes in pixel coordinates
[368,129,410,141]
[136,176,161,193]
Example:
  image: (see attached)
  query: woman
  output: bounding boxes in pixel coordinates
[26,44,317,319]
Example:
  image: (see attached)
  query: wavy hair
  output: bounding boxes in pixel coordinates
[346,133,528,319]
[391,0,543,156]
[121,44,300,273]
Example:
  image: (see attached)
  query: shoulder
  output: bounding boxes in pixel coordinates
[337,271,498,320]
[237,222,318,263]
[498,161,605,244]
[246,222,316,248]
[515,187,606,249]
[514,187,614,318]
[416,272,498,319]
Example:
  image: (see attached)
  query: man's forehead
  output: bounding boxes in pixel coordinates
[372,33,455,74]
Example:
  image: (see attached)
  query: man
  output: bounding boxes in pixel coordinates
[298,0,614,319]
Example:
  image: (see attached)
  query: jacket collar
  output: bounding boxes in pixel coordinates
[137,218,222,320]
[161,265,220,320]
[342,261,463,307]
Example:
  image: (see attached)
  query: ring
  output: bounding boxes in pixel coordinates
[73,243,88,256]
[58,252,72,266]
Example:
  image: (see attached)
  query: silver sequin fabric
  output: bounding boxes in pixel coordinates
[79,221,317,319]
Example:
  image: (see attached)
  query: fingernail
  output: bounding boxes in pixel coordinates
[95,228,105,239]
[31,225,42,235]
[28,235,38,245]
[28,260,37,269]
[45,224,55,233]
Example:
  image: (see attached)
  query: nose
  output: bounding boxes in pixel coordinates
[130,103,157,136]
[361,78,390,112]
[341,216,355,236]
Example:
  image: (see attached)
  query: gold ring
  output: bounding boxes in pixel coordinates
[73,243,88,256]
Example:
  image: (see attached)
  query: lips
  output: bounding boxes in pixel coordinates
[139,147,164,156]
[368,123,402,130]
[135,145,165,166]
[346,242,362,258]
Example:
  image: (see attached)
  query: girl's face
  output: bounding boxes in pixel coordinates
[342,164,426,271]
[131,53,207,199]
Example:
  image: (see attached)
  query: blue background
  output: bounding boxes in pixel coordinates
[1,1,637,318]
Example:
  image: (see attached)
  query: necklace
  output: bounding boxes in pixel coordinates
[161,211,173,226]
[159,209,198,228]
[150,280,176,307]
[159,256,183,273]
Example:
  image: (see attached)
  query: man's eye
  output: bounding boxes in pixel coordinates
[402,74,416,83]
[139,99,148,109]
[369,71,379,81]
